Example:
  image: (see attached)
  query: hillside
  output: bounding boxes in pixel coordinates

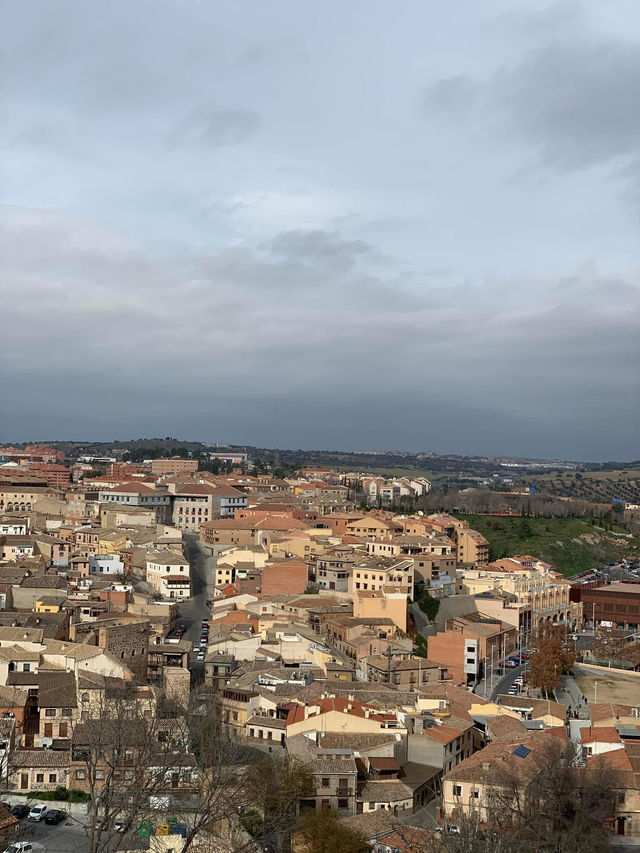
[521,469,640,505]
[458,514,640,576]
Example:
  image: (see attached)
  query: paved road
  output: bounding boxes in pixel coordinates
[9,816,88,851]
[179,534,216,683]
[474,663,526,701]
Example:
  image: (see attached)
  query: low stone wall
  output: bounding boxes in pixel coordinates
[4,794,89,820]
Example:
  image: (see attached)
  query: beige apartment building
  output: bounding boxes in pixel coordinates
[353,587,408,632]
[462,555,581,632]
[151,457,198,476]
[348,556,414,596]
[455,527,489,566]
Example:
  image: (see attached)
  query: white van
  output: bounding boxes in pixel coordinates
[27,804,48,821]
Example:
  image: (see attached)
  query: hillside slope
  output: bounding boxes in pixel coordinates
[457,515,640,576]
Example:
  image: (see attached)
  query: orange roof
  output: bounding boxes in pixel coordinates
[286,696,392,726]
[422,724,463,744]
[580,726,622,744]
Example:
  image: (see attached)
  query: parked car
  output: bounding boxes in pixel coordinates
[205,600,212,607]
[446,825,461,835]
[27,804,48,821]
[44,809,67,825]
[10,804,30,819]
[197,651,205,661]
[3,842,34,853]
[192,644,200,653]
[114,816,126,832]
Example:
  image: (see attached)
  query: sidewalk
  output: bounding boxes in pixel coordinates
[556,672,590,719]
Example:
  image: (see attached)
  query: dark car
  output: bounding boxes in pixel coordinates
[44,809,67,825]
[10,804,30,819]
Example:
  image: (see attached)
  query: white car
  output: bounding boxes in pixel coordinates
[192,645,200,653]
[27,804,48,821]
[197,652,205,661]
[4,842,34,853]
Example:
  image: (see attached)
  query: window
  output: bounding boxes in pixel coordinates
[471,790,479,798]
[45,708,56,717]
[23,663,30,672]
[95,770,104,780]
[49,774,57,783]
[453,785,462,796]
[338,799,348,810]
[321,777,330,788]
[75,769,86,780]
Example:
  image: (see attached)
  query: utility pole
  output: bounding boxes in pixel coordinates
[387,644,393,684]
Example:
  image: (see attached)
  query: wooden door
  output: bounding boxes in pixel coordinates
[20,773,28,790]
[44,723,53,737]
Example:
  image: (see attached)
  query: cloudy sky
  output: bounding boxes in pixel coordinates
[1,0,638,460]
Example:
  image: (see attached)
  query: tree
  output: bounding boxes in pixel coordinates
[528,627,576,696]
[70,684,312,853]
[444,740,618,853]
[417,590,440,622]
[294,810,371,853]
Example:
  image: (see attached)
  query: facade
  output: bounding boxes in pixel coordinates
[427,616,518,685]
[98,483,172,522]
[353,588,408,633]
[146,551,191,600]
[462,556,581,633]
[455,528,489,566]
[150,458,198,476]
[574,582,640,631]
[349,557,414,596]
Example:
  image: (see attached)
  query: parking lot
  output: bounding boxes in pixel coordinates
[3,815,88,852]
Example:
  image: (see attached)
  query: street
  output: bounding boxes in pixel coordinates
[179,534,216,682]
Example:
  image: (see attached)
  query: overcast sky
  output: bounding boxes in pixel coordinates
[1,1,638,460]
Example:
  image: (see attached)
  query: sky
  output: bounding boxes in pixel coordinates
[1,0,638,461]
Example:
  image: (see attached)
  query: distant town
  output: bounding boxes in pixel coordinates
[0,440,638,851]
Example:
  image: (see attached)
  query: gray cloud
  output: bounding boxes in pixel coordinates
[423,18,640,174]
[495,37,640,170]
[169,104,261,148]
[1,1,638,459]
[421,76,478,118]
[1,204,637,458]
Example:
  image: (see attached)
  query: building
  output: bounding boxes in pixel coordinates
[462,556,581,633]
[98,482,172,523]
[261,560,308,597]
[311,548,356,592]
[573,582,640,631]
[441,734,560,825]
[349,557,414,596]
[455,528,489,566]
[353,588,408,633]
[150,458,199,476]
[146,551,191,600]
[426,615,518,685]
[365,655,444,688]
[172,483,248,532]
